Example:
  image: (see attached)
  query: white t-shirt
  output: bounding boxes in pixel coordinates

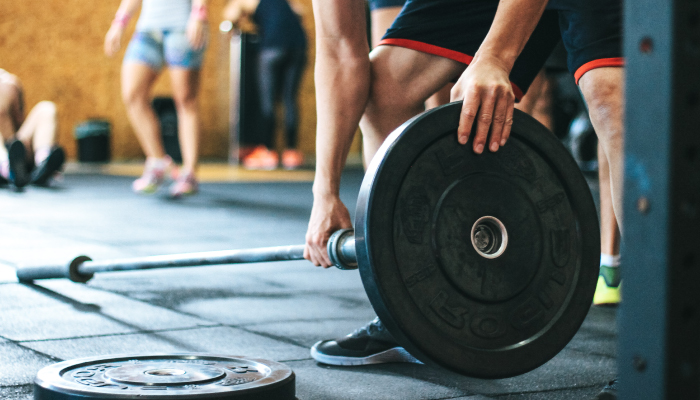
[136,0,191,31]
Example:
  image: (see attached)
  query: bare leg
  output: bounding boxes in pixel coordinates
[16,101,58,162]
[598,142,621,255]
[168,67,201,173]
[531,76,553,130]
[360,45,464,165]
[578,67,625,227]
[121,62,165,159]
[0,85,18,162]
[424,83,454,110]
[371,6,452,113]
[370,7,402,49]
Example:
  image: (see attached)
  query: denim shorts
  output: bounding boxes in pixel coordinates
[124,30,205,70]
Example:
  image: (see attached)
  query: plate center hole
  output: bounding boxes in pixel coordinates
[471,216,508,259]
[145,369,187,376]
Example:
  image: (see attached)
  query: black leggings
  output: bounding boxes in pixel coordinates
[257,47,307,149]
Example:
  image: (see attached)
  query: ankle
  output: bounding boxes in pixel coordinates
[600,253,620,268]
[34,146,51,166]
[0,160,8,179]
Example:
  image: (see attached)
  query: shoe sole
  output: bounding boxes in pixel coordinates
[8,141,29,188]
[310,341,422,366]
[31,148,65,186]
[593,276,622,306]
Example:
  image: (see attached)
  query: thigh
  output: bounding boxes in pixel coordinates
[15,101,54,145]
[168,67,201,104]
[121,61,159,101]
[550,0,623,83]
[163,31,206,70]
[381,0,561,98]
[368,44,464,108]
[124,31,165,71]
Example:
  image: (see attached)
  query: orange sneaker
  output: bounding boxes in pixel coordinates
[242,146,279,170]
[282,149,304,170]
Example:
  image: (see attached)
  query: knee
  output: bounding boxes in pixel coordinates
[172,91,197,112]
[121,85,149,108]
[35,101,57,120]
[581,73,624,145]
[365,71,419,122]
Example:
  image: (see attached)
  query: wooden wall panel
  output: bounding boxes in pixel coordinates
[0,0,332,161]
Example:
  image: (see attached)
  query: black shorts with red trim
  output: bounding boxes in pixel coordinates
[379,0,623,99]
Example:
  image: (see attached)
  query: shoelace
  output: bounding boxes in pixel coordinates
[604,378,618,390]
[350,317,385,338]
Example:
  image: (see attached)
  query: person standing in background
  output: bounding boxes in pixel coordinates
[224,0,308,170]
[104,0,208,197]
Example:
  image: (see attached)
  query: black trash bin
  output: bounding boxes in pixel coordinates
[152,97,182,163]
[75,120,111,163]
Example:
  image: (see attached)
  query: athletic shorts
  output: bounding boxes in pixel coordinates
[380,0,623,99]
[368,0,406,11]
[124,30,205,70]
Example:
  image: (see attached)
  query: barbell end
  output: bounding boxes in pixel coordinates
[68,255,94,283]
[328,229,358,270]
[15,255,94,283]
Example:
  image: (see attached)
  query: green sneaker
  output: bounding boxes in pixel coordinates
[593,265,621,306]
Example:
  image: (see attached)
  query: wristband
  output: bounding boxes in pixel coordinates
[191,4,208,21]
[112,11,131,28]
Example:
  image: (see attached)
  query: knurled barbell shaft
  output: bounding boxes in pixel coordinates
[16,229,357,283]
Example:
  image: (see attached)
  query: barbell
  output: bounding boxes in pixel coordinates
[17,102,601,379]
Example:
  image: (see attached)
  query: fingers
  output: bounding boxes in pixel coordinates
[457,87,479,146]
[456,85,514,153]
[304,233,332,268]
[471,89,496,154]
[501,100,515,146]
[488,91,514,152]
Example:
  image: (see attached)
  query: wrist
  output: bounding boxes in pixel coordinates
[191,4,208,21]
[112,10,131,28]
[471,51,516,74]
[312,184,340,199]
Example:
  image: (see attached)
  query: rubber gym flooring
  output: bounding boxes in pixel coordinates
[0,164,615,400]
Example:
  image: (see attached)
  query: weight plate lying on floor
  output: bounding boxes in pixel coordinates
[33,354,295,400]
[356,102,600,378]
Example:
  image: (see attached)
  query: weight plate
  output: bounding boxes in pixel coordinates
[33,354,295,400]
[356,102,600,378]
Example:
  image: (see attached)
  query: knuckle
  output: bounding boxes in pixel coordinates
[479,113,493,122]
[461,108,477,119]
[493,114,506,124]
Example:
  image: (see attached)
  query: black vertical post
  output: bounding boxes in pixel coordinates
[621,0,700,398]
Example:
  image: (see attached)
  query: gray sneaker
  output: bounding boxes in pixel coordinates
[595,378,618,400]
[310,317,421,366]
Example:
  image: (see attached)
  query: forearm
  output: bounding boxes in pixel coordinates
[312,48,370,197]
[474,0,549,71]
[311,0,370,197]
